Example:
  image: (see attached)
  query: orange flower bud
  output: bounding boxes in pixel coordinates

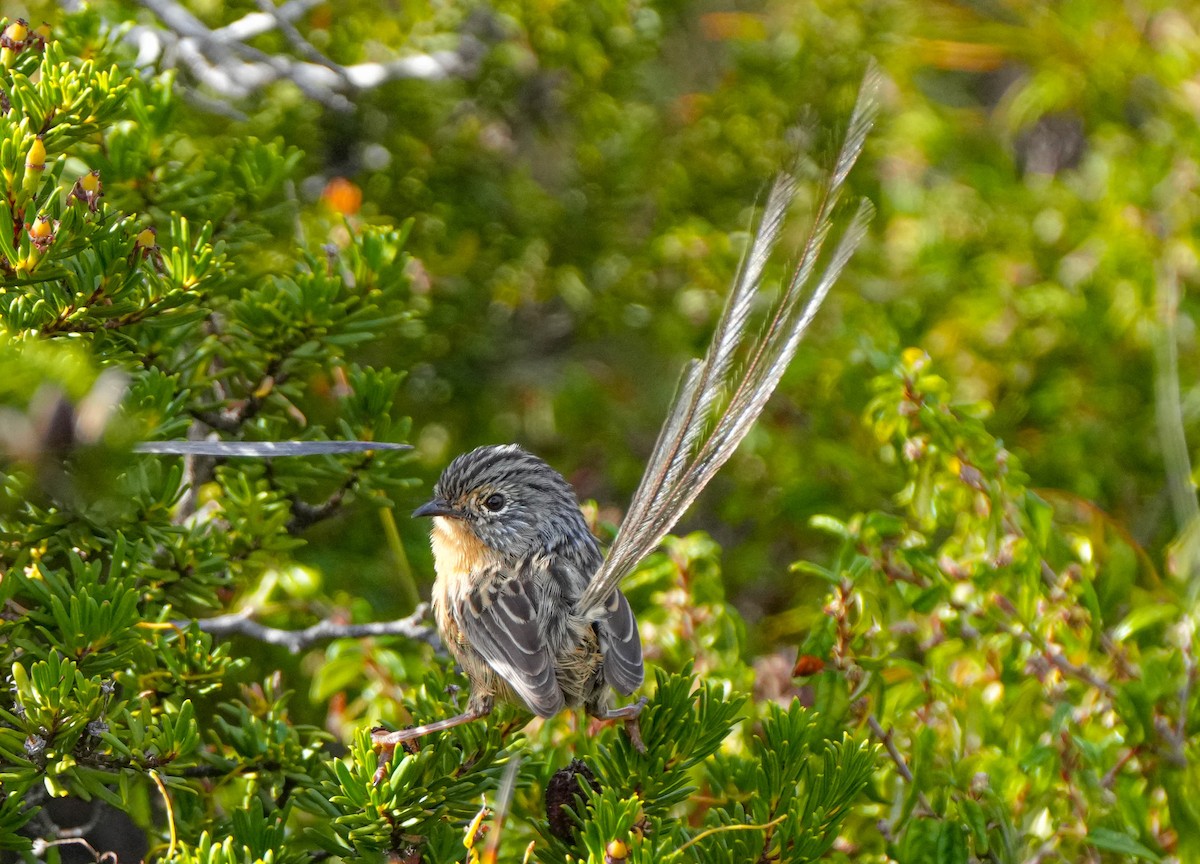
[322,177,362,216]
[28,216,52,239]
[792,654,826,676]
[28,215,55,251]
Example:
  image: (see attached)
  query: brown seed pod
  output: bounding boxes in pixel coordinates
[545,758,600,843]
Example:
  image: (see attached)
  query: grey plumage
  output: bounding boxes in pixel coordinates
[418,444,642,720]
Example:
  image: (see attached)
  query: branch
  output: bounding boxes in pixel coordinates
[215,0,323,42]
[131,0,474,111]
[285,457,371,532]
[191,358,286,432]
[867,713,934,814]
[866,713,913,783]
[254,0,340,72]
[136,440,409,457]
[185,603,439,652]
[1043,642,1116,696]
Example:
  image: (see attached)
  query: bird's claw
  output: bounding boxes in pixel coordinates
[370,726,396,786]
[625,717,647,754]
[624,696,649,754]
[593,696,649,754]
[370,726,419,785]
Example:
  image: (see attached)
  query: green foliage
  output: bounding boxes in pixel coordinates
[0,6,877,862]
[0,8,418,858]
[797,351,1199,861]
[5,0,1200,862]
[521,670,871,864]
[698,703,877,864]
[302,675,520,857]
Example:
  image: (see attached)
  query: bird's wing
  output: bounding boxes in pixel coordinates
[453,569,565,718]
[595,589,643,694]
[576,64,880,617]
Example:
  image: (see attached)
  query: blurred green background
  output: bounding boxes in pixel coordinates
[24,0,1199,637]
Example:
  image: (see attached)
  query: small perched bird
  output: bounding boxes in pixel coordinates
[404,444,646,739]
[372,67,879,779]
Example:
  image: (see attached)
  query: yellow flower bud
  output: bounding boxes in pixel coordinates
[900,346,928,371]
[28,214,56,257]
[133,225,163,267]
[604,839,629,864]
[28,215,53,240]
[2,19,29,47]
[25,136,45,173]
[69,171,104,212]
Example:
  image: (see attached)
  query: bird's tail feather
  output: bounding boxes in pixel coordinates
[575,62,881,617]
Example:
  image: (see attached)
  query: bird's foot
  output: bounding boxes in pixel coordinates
[370,726,418,785]
[593,696,649,754]
[370,708,487,785]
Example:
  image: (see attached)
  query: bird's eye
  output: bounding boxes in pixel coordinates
[483,493,506,512]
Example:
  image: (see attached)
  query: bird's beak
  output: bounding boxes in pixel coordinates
[413,497,457,519]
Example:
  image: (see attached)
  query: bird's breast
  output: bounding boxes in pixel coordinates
[429,516,490,647]
[429,516,492,586]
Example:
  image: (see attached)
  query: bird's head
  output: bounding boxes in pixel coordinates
[414,444,593,557]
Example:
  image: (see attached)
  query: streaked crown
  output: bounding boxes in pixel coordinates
[416,444,598,560]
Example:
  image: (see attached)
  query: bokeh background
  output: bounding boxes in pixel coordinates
[15,0,1197,670]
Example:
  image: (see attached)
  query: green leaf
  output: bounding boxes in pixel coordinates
[936,822,968,864]
[1085,828,1162,861]
[1111,602,1179,642]
[959,799,989,855]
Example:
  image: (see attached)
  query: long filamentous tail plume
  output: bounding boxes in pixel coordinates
[575,62,881,618]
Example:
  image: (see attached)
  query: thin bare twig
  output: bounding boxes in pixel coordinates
[132,0,472,111]
[185,602,438,652]
[867,713,934,814]
[215,0,323,42]
[286,460,368,532]
[255,0,343,73]
[1011,628,1116,697]
[1100,747,1139,789]
[31,838,118,864]
[867,713,913,783]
